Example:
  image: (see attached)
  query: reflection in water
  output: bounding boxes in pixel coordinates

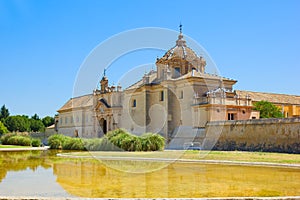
[0,150,300,198]
[53,159,300,198]
[0,151,49,183]
[0,151,71,197]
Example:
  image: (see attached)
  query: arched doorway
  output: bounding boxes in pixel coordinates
[99,118,107,134]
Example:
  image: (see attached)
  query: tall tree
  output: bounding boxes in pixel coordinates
[31,113,40,120]
[0,121,8,135]
[42,116,55,127]
[253,100,283,118]
[5,115,30,132]
[0,105,9,121]
[30,119,45,132]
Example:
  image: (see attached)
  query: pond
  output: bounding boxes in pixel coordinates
[0,150,299,198]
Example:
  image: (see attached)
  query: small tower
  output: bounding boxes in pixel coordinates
[100,69,109,93]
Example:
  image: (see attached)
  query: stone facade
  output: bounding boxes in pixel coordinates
[56,30,300,142]
[204,118,300,153]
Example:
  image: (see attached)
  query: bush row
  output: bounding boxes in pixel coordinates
[48,129,165,151]
[0,133,42,147]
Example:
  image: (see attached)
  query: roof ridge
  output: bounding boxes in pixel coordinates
[70,93,93,99]
[236,90,300,97]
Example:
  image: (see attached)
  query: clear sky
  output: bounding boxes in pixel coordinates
[0,0,299,118]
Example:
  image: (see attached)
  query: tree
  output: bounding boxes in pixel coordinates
[30,119,45,132]
[4,115,30,132]
[0,121,8,135]
[31,113,40,120]
[253,100,283,118]
[42,116,55,127]
[0,105,9,122]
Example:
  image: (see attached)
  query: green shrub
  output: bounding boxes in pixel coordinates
[47,130,165,151]
[107,129,143,151]
[19,136,32,146]
[1,133,42,147]
[84,138,104,151]
[106,128,126,140]
[31,138,41,147]
[100,137,119,151]
[48,134,69,149]
[120,136,135,151]
[63,138,85,150]
[0,132,16,145]
[107,129,131,147]
[141,133,165,151]
[7,135,31,146]
[132,137,143,151]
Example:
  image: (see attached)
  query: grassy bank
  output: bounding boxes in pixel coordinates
[61,150,300,165]
[0,144,31,148]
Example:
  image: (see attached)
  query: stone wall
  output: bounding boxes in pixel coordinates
[205,117,300,153]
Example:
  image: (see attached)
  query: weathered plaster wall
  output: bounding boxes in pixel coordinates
[205,118,300,153]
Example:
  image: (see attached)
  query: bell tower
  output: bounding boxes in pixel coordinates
[100,69,109,93]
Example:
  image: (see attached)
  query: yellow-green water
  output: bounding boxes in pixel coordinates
[0,150,299,198]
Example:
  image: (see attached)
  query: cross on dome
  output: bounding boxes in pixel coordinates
[179,23,182,34]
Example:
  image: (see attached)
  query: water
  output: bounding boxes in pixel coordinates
[0,150,299,198]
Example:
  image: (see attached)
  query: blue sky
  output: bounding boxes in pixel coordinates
[0,0,299,117]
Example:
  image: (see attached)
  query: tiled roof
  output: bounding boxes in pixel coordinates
[175,70,235,82]
[126,70,158,90]
[57,94,93,112]
[126,70,235,91]
[235,90,300,105]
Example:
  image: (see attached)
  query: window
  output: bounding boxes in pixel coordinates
[160,91,164,101]
[132,99,136,107]
[76,116,79,123]
[228,113,234,120]
[179,90,183,99]
[175,67,180,75]
[71,117,73,123]
[65,117,68,124]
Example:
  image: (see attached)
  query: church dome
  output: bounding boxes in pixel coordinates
[156,26,206,76]
[160,32,200,63]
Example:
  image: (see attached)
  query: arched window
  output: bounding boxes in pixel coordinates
[173,67,181,78]
[132,99,137,107]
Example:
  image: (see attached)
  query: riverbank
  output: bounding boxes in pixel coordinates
[0,145,50,151]
[58,150,300,167]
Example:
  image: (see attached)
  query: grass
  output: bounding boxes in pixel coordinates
[0,144,31,148]
[60,150,300,165]
[188,150,300,164]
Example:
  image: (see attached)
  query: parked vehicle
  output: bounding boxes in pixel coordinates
[183,142,202,150]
